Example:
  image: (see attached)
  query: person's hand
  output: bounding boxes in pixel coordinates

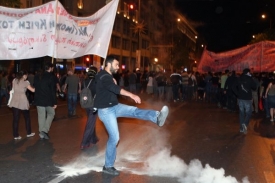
[53,105,57,109]
[130,94,141,104]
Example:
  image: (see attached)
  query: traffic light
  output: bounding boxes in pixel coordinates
[129,4,134,10]
[85,55,90,67]
[85,56,90,62]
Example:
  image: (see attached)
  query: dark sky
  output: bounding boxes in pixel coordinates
[174,0,275,52]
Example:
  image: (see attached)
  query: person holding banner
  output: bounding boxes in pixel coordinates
[33,63,57,140]
[94,55,169,176]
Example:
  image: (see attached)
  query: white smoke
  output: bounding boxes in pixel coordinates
[56,123,250,183]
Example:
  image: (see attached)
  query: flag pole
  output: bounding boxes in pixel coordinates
[52,0,58,64]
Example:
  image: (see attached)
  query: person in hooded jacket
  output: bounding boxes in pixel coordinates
[80,66,99,149]
[232,68,257,134]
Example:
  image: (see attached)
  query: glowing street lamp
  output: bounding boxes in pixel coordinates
[261,14,272,29]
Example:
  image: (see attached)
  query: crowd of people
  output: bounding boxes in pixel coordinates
[115,67,275,135]
[4,56,275,175]
[1,56,170,176]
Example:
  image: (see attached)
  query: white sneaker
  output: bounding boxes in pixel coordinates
[27,133,35,137]
[157,106,169,127]
[14,136,22,140]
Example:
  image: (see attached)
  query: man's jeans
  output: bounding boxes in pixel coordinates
[181,85,188,101]
[172,84,180,101]
[37,106,55,133]
[157,86,164,99]
[129,84,137,94]
[238,99,252,130]
[98,103,159,167]
[67,93,77,115]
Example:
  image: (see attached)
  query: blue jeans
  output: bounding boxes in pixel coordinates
[238,99,252,130]
[67,93,77,115]
[263,97,270,117]
[1,88,9,104]
[129,84,137,94]
[181,85,188,101]
[98,103,159,167]
[157,86,164,99]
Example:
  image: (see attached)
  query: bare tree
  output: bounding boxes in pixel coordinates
[0,0,21,8]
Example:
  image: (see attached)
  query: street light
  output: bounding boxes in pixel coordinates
[261,14,272,29]
[77,0,83,9]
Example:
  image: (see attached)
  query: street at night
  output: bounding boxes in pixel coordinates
[1,95,275,183]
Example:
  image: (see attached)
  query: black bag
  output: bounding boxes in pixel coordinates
[80,79,94,108]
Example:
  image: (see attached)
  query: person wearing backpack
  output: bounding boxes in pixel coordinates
[80,66,99,149]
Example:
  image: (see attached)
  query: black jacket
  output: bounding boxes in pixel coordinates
[33,71,57,107]
[93,70,121,109]
[232,74,257,100]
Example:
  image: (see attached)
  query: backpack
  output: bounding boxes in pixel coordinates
[80,79,94,109]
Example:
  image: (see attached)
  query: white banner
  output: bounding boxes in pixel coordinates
[0,0,119,60]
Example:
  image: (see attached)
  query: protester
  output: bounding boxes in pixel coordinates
[1,72,9,105]
[146,72,154,94]
[232,68,257,134]
[224,71,238,112]
[9,70,35,140]
[128,69,137,94]
[265,79,275,122]
[80,66,99,149]
[33,63,57,140]
[63,68,81,117]
[94,55,169,176]
[170,69,181,102]
[220,69,229,109]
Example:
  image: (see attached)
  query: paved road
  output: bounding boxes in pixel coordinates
[0,95,275,183]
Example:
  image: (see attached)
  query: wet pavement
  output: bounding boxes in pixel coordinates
[1,94,275,183]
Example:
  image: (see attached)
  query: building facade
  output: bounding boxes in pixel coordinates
[4,0,202,73]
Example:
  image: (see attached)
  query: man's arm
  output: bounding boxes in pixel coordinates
[120,88,141,104]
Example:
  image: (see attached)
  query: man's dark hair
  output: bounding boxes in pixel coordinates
[45,62,54,70]
[105,55,118,66]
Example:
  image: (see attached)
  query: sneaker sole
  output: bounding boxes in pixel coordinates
[158,106,169,127]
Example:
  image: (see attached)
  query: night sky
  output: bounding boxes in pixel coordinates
[174,0,275,52]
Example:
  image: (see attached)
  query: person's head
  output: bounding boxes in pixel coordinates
[104,55,119,74]
[243,68,251,76]
[16,70,28,81]
[67,68,74,75]
[45,62,54,72]
[86,65,98,79]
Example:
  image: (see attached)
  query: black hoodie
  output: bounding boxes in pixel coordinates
[232,74,257,100]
